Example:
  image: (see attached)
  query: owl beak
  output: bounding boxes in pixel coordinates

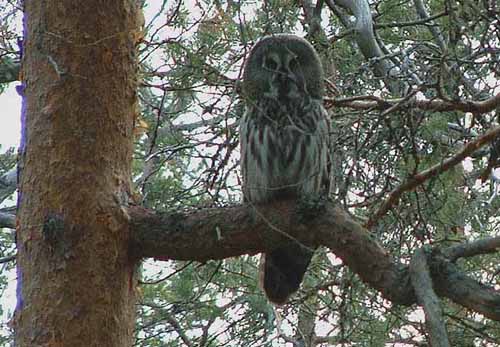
[276,71,301,101]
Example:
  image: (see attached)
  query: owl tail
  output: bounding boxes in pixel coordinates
[260,244,314,305]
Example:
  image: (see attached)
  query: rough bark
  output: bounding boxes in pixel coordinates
[14,1,140,346]
[128,201,500,321]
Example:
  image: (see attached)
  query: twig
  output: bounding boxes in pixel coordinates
[366,126,500,229]
[164,311,194,347]
[380,88,420,116]
[376,11,449,29]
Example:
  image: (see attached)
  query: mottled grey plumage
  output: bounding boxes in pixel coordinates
[239,34,330,304]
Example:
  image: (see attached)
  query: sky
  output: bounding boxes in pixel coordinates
[0,84,21,153]
[0,85,20,334]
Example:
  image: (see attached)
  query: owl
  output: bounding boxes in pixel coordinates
[239,34,330,304]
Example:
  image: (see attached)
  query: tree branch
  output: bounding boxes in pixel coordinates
[375,10,449,30]
[128,201,500,321]
[410,247,450,347]
[0,58,20,83]
[0,254,16,264]
[164,311,194,347]
[0,166,17,204]
[0,211,15,229]
[366,125,500,229]
[412,0,447,51]
[327,92,500,114]
[325,0,405,94]
[429,252,500,322]
[443,236,500,262]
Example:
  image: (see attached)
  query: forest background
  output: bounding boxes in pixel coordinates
[0,0,499,346]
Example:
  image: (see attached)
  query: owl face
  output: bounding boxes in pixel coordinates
[261,47,305,102]
[243,34,324,104]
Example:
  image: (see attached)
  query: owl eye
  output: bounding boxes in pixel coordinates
[265,57,279,71]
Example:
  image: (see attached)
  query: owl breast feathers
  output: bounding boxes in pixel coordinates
[239,34,330,304]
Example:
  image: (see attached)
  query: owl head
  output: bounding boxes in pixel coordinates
[242,34,324,104]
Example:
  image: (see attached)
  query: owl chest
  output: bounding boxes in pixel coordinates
[268,126,306,161]
[241,103,326,202]
[252,105,310,155]
[255,121,314,182]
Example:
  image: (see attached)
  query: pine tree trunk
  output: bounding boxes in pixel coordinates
[14,1,140,346]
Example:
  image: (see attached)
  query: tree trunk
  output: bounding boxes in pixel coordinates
[14,1,140,346]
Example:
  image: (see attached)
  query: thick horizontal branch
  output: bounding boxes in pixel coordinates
[128,201,500,320]
[327,92,500,115]
[128,202,413,305]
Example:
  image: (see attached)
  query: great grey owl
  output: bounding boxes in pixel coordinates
[239,34,330,304]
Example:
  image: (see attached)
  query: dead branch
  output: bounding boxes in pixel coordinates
[327,92,500,115]
[410,248,450,347]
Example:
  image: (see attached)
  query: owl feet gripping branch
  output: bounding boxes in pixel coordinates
[239,34,330,304]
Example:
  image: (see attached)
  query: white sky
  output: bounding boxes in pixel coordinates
[0,84,21,153]
[0,85,19,336]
